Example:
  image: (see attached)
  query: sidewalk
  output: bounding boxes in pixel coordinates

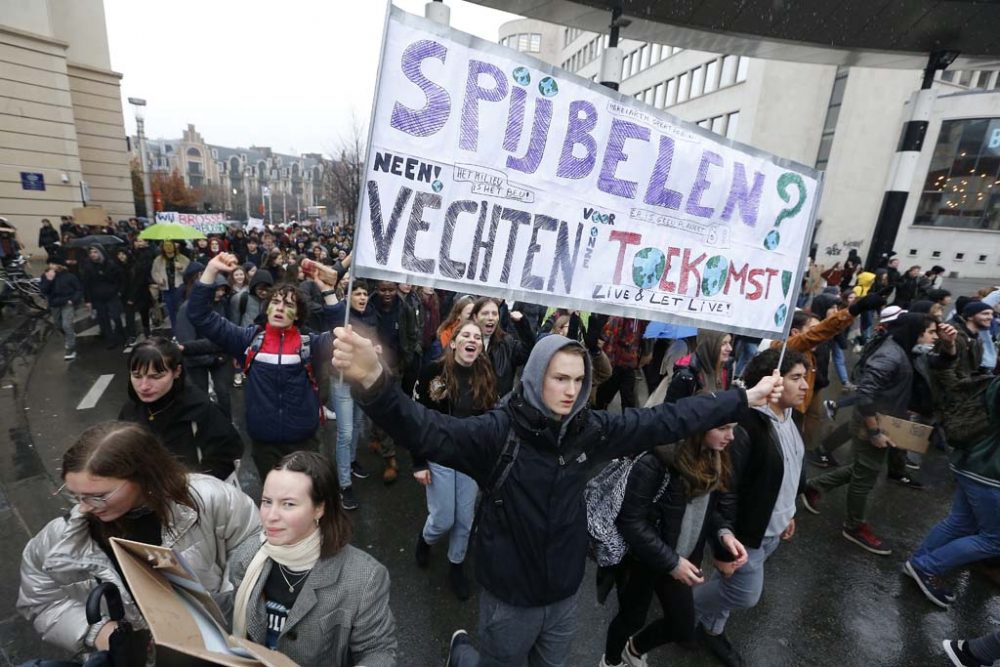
[0,316,67,666]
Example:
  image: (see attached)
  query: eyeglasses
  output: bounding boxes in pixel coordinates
[56,481,128,509]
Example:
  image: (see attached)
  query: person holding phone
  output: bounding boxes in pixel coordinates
[600,420,747,667]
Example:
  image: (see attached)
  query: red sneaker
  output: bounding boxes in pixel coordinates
[842,523,892,556]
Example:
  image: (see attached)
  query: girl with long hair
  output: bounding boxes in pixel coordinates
[17,422,258,656]
[600,422,747,666]
[664,330,733,402]
[470,296,535,397]
[227,451,396,666]
[412,319,498,600]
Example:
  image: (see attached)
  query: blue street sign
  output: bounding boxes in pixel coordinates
[20,172,45,191]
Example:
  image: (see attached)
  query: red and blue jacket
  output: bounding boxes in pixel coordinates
[188,282,335,444]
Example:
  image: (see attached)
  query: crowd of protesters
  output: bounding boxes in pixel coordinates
[8,212,1000,667]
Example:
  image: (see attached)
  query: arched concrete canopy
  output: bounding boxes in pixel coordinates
[468,0,1000,70]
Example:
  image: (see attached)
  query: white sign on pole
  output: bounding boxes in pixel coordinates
[354,7,822,338]
[261,186,271,198]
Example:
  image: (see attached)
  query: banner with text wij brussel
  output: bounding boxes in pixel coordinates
[354,6,822,338]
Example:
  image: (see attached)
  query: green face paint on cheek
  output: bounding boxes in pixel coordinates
[267,302,297,324]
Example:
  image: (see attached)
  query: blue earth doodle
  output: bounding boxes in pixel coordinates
[539,76,559,97]
[701,255,727,296]
[632,248,665,289]
[774,304,788,326]
[512,67,531,86]
[781,270,792,296]
[763,229,780,250]
[432,180,443,193]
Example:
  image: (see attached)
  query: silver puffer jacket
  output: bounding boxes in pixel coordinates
[17,474,260,657]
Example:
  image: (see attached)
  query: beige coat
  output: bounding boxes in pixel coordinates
[151,253,190,290]
[17,474,260,656]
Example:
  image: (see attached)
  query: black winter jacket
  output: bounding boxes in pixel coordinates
[118,381,242,480]
[718,408,805,553]
[488,316,536,397]
[39,270,83,308]
[616,449,728,574]
[81,256,122,303]
[356,373,748,607]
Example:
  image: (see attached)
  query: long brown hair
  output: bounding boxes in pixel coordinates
[273,451,352,558]
[61,421,197,541]
[437,295,475,340]
[470,296,506,341]
[438,320,497,411]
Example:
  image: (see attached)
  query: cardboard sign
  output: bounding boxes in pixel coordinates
[353,7,821,338]
[72,206,108,228]
[877,413,932,454]
[109,538,298,667]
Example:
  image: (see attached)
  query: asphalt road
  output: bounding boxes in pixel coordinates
[1,316,999,666]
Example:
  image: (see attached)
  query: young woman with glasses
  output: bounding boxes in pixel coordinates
[17,422,260,659]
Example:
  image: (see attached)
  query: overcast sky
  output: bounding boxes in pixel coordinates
[104,0,518,156]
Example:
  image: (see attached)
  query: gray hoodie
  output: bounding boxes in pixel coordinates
[518,333,593,433]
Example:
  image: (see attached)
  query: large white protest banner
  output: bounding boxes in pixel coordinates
[156,211,227,235]
[354,7,822,337]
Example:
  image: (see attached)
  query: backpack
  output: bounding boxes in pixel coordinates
[585,453,671,567]
[242,329,324,423]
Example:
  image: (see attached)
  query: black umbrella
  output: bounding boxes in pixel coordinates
[67,234,125,247]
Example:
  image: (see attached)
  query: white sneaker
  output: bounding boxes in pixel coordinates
[64,350,76,361]
[621,642,648,667]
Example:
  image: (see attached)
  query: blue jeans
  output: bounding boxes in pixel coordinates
[451,588,580,666]
[51,303,76,352]
[910,474,1000,576]
[831,344,849,384]
[422,462,478,564]
[162,287,181,332]
[694,535,781,634]
[330,381,364,489]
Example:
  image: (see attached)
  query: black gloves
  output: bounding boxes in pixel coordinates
[848,293,886,316]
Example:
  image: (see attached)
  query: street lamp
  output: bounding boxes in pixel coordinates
[128,97,154,220]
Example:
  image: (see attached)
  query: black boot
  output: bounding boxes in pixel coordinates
[415,533,431,569]
[449,562,470,600]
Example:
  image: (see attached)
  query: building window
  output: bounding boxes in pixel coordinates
[711,115,726,135]
[915,117,1000,230]
[691,66,706,98]
[704,59,719,94]
[725,111,740,140]
[188,161,202,175]
[654,82,665,107]
[932,250,942,258]
[978,254,988,262]
[677,71,690,103]
[956,252,965,260]
[720,55,738,87]
[736,56,749,82]
[816,66,849,170]
[665,78,678,106]
[908,249,918,256]
[187,147,201,157]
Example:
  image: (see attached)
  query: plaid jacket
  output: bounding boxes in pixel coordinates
[601,317,648,368]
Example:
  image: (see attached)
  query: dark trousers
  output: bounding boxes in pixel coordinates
[250,433,320,479]
[810,436,908,530]
[595,366,638,410]
[93,297,124,341]
[604,560,695,660]
[642,340,669,394]
[123,300,151,338]
[187,363,234,419]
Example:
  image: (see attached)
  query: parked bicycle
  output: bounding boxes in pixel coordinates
[0,256,47,315]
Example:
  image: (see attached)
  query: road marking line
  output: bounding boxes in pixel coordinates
[77,374,114,410]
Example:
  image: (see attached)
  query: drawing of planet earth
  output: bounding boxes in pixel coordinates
[539,76,559,97]
[632,247,665,289]
[512,67,531,86]
[763,229,780,250]
[701,255,727,296]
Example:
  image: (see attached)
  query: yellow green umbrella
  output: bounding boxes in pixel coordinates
[139,223,206,240]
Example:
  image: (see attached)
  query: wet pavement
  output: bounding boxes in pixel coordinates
[1,311,999,666]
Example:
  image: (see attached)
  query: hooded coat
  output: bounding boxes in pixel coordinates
[853,271,875,297]
[80,246,122,303]
[665,330,731,403]
[356,334,749,607]
[235,269,275,327]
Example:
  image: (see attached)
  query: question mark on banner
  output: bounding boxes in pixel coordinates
[762,172,807,251]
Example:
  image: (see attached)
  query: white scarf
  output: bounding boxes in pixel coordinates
[231,529,321,640]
